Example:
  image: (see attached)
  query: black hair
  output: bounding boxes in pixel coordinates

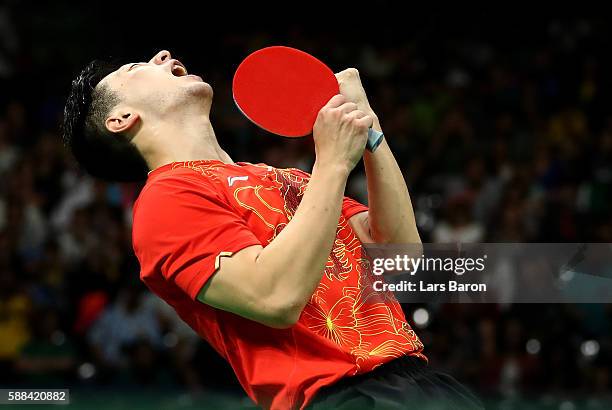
[62,60,149,182]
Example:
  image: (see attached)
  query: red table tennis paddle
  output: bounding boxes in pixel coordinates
[232,46,384,152]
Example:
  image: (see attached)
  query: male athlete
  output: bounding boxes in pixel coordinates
[63,50,481,409]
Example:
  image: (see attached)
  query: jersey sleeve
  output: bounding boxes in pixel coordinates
[342,195,369,220]
[132,174,263,300]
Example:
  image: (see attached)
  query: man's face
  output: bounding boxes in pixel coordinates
[100,50,213,118]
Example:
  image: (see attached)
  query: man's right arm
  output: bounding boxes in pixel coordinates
[197,95,372,329]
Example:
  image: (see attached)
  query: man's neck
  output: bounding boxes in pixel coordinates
[139,115,234,171]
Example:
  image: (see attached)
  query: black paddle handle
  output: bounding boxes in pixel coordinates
[367,128,384,152]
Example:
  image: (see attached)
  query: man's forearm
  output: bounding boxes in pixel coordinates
[333,68,420,244]
[363,118,421,244]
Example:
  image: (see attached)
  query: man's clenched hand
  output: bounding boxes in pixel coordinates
[312,94,372,174]
[335,68,378,124]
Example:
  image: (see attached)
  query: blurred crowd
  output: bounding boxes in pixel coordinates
[0,4,611,406]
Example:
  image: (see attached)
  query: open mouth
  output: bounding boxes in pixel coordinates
[171,61,188,77]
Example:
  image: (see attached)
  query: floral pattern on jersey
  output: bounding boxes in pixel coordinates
[176,160,425,373]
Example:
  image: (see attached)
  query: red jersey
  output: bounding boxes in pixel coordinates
[132,160,424,410]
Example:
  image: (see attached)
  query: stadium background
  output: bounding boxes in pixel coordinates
[1,3,611,409]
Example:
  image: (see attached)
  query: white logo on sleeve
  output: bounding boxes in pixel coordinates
[228,176,249,186]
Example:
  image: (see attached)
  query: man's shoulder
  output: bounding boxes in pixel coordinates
[133,169,220,216]
[131,170,223,252]
[145,167,218,195]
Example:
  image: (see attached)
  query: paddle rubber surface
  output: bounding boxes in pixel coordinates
[232,46,339,137]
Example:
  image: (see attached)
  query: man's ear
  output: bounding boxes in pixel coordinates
[105,107,140,134]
